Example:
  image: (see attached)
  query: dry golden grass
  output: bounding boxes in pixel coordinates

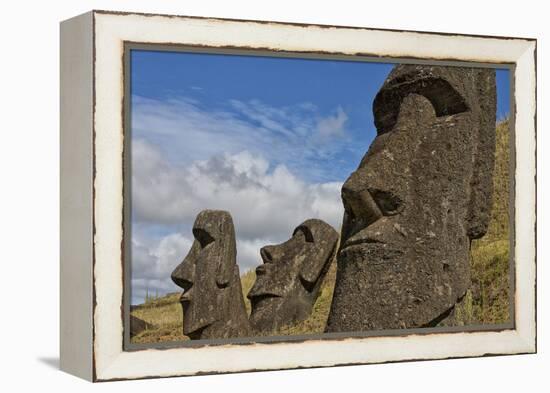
[240,268,256,316]
[130,293,187,343]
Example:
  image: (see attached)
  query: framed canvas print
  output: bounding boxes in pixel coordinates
[60,10,537,382]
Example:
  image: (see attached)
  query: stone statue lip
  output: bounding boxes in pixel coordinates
[255,264,268,275]
[247,267,283,298]
[177,287,218,335]
[179,289,192,303]
[247,287,282,299]
[248,263,284,298]
[340,216,407,251]
[342,236,384,249]
[250,292,282,299]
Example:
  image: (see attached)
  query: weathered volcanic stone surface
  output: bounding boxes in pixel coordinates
[248,219,338,334]
[129,315,151,337]
[326,65,496,332]
[171,210,250,339]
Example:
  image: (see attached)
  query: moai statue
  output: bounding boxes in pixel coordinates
[326,65,496,332]
[171,210,250,339]
[248,219,339,334]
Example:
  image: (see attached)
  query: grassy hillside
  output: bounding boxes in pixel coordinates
[131,293,186,343]
[131,120,511,343]
[452,119,511,325]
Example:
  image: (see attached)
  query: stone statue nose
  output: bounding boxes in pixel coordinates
[260,245,281,263]
[171,258,195,291]
[341,183,383,227]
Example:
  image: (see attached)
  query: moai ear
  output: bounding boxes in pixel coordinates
[298,220,339,289]
[466,69,497,239]
[215,218,238,289]
[299,248,335,290]
[373,66,496,239]
[194,209,237,289]
[215,256,233,289]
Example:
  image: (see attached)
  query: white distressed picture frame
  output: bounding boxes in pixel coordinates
[60,10,536,382]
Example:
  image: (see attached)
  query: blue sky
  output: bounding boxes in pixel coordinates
[130,49,510,304]
[131,51,397,183]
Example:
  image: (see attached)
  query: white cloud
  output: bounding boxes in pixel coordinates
[132,140,344,241]
[129,95,352,303]
[131,233,192,303]
[132,95,351,182]
[315,107,348,141]
[130,142,345,303]
[131,233,276,304]
[236,238,272,273]
[229,99,312,140]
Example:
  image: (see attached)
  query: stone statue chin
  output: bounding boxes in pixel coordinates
[171,210,250,340]
[326,65,496,332]
[248,219,338,334]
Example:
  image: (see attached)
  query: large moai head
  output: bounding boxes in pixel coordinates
[326,65,496,332]
[248,219,338,334]
[171,210,250,339]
